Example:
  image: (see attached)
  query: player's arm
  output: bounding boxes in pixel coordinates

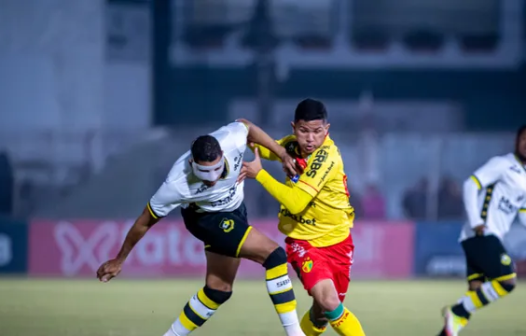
[256,170,314,214]
[463,157,505,229]
[115,181,182,262]
[255,147,337,214]
[236,118,287,161]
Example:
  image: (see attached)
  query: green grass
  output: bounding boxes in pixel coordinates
[0,279,525,336]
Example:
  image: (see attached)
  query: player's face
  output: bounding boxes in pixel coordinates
[517,130,526,161]
[192,155,224,187]
[292,119,330,155]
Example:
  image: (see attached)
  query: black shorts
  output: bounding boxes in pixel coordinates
[181,203,252,258]
[462,234,515,282]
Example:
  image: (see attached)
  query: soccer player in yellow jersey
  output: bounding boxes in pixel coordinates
[240,99,366,336]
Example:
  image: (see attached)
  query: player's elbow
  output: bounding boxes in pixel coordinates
[236,118,251,126]
[287,205,306,215]
[287,199,311,215]
[236,118,253,131]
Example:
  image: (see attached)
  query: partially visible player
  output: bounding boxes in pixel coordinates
[240,99,365,336]
[439,124,526,336]
[96,121,305,336]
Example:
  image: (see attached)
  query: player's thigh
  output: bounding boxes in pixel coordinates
[288,247,333,294]
[237,226,280,265]
[477,235,515,280]
[462,237,488,282]
[183,206,252,258]
[329,236,354,302]
[205,250,240,292]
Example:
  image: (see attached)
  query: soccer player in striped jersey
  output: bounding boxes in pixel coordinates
[241,99,365,336]
[96,120,305,336]
[439,124,526,336]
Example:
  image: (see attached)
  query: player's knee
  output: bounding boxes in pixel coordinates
[262,246,287,270]
[311,280,341,312]
[203,285,233,305]
[468,280,483,291]
[499,280,516,293]
[318,295,341,313]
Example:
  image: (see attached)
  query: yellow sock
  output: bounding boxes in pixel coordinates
[265,261,303,335]
[300,309,327,336]
[326,305,365,336]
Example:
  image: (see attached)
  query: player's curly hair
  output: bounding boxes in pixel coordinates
[191,135,222,163]
[294,98,328,122]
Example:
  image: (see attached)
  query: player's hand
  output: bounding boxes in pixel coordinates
[280,152,300,177]
[473,224,486,236]
[242,147,263,179]
[97,258,123,282]
[237,165,247,183]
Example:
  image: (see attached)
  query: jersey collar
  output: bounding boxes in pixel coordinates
[514,154,526,172]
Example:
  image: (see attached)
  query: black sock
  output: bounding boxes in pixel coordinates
[451,303,471,319]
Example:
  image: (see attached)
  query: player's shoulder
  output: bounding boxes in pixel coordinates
[318,136,342,162]
[484,153,514,168]
[212,120,248,139]
[213,121,248,150]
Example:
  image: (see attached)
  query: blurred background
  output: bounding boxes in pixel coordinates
[0,0,526,335]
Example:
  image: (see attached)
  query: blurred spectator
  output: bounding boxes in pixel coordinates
[0,150,14,216]
[437,176,464,220]
[402,177,428,220]
[361,184,386,219]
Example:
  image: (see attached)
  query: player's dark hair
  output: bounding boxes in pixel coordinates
[191,135,222,163]
[516,124,526,141]
[294,98,328,123]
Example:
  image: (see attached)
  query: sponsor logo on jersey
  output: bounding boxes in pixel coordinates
[306,148,329,178]
[280,209,317,226]
[510,165,522,174]
[498,196,518,215]
[210,185,237,207]
[195,184,209,195]
[317,160,335,187]
[233,152,244,171]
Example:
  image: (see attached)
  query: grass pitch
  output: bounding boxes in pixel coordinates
[0,279,525,336]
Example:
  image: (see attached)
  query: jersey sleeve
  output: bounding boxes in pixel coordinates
[229,120,250,138]
[519,201,526,227]
[211,121,249,152]
[296,146,337,197]
[471,156,507,189]
[147,180,183,219]
[251,135,294,161]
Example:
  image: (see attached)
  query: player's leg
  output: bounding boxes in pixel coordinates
[296,236,364,336]
[450,236,516,316]
[440,235,516,336]
[238,227,304,336]
[309,279,364,336]
[300,300,329,336]
[164,251,239,336]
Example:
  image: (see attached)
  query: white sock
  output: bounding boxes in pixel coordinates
[163,320,190,336]
[280,311,305,336]
[163,290,220,336]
